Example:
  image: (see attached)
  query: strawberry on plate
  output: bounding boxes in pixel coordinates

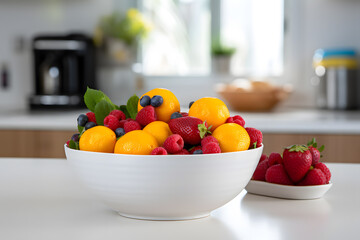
[283,145,312,183]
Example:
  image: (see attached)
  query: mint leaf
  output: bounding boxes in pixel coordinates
[127,95,139,119]
[318,145,325,153]
[120,105,131,119]
[77,125,84,133]
[94,100,116,125]
[84,87,113,112]
[69,139,79,150]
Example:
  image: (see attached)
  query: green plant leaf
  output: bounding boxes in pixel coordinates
[69,139,79,150]
[318,145,325,153]
[253,142,257,149]
[84,87,113,112]
[94,100,116,125]
[127,95,139,119]
[77,125,84,133]
[120,105,131,119]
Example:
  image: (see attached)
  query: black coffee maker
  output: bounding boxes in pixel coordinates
[29,33,96,109]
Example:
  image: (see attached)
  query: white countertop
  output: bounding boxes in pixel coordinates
[0,158,358,240]
[0,107,360,134]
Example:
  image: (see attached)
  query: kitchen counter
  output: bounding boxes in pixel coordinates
[0,107,360,133]
[0,158,358,240]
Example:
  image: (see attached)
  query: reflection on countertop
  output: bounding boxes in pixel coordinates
[0,107,359,134]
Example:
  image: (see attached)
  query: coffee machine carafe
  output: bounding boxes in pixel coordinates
[29,33,96,109]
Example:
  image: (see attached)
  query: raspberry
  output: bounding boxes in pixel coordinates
[252,159,269,181]
[151,147,168,155]
[189,145,202,154]
[309,146,321,165]
[203,142,221,154]
[173,149,190,155]
[103,115,120,131]
[259,154,268,162]
[124,120,141,133]
[180,112,189,117]
[245,127,263,149]
[163,134,184,154]
[201,136,218,147]
[226,115,245,127]
[268,152,283,166]
[110,110,126,121]
[298,168,326,186]
[265,164,293,185]
[315,162,331,184]
[86,112,97,124]
[136,105,157,127]
[119,118,132,128]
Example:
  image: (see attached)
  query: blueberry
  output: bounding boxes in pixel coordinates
[170,112,183,119]
[189,101,195,109]
[71,133,80,142]
[84,121,96,130]
[150,95,163,107]
[115,128,126,138]
[140,95,151,107]
[77,114,88,127]
[193,150,203,154]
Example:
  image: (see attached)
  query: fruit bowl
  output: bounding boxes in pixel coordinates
[65,144,263,220]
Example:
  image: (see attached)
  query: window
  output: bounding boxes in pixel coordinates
[140,0,284,77]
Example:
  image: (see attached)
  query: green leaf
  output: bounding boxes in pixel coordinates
[120,105,131,119]
[318,145,325,153]
[94,100,116,125]
[69,139,79,150]
[253,142,257,149]
[84,87,113,112]
[77,125,84,133]
[127,95,139,119]
[287,144,308,153]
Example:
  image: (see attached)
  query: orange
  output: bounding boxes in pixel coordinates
[138,88,180,122]
[143,121,172,146]
[188,97,230,130]
[212,123,250,152]
[79,126,116,153]
[114,130,159,155]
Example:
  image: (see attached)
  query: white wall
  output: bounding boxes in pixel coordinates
[283,0,360,107]
[1,0,360,111]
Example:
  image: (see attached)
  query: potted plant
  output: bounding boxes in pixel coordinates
[211,39,236,75]
[94,9,151,66]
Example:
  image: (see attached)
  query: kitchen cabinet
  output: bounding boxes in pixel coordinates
[0,129,359,163]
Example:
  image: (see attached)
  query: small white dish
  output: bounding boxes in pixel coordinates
[245,180,332,200]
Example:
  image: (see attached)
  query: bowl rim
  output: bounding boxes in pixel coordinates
[64,144,264,158]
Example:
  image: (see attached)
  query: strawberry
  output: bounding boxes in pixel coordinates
[259,154,268,163]
[298,168,326,186]
[307,138,325,165]
[135,105,157,127]
[268,152,283,166]
[265,164,293,185]
[283,145,312,183]
[314,162,331,184]
[245,127,263,149]
[252,159,269,181]
[168,116,211,145]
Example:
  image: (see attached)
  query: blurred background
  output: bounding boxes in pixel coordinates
[0,0,360,161]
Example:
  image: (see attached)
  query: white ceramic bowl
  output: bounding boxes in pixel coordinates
[65,145,263,220]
